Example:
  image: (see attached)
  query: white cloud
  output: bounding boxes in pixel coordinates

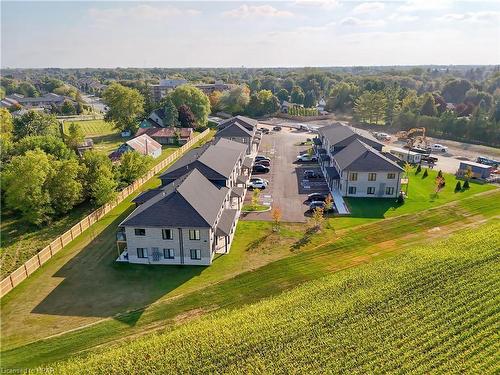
[88,5,200,24]
[388,13,419,22]
[352,2,385,15]
[399,0,452,13]
[294,0,339,10]
[436,11,500,24]
[340,17,385,28]
[223,5,294,19]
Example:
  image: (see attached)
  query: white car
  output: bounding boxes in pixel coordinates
[376,132,391,141]
[248,180,267,189]
[431,143,448,152]
[250,177,269,186]
[297,154,318,162]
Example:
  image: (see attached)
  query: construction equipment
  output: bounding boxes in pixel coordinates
[396,127,429,149]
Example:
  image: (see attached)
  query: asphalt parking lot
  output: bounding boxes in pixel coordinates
[243,125,329,223]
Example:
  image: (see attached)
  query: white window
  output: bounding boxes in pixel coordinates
[163,248,175,259]
[137,248,147,258]
[162,229,173,240]
[385,187,395,195]
[348,186,357,195]
[189,230,200,240]
[190,249,201,260]
[387,173,396,179]
[349,172,358,181]
[367,187,376,195]
[368,173,377,181]
[134,228,146,236]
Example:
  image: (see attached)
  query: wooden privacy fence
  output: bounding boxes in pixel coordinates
[0,129,210,298]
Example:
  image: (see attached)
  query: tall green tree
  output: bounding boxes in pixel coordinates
[61,100,76,115]
[103,83,145,133]
[420,93,438,116]
[3,149,53,225]
[0,108,13,140]
[119,151,153,184]
[384,85,401,126]
[162,97,180,127]
[219,85,250,114]
[441,79,473,103]
[276,88,289,103]
[170,85,211,126]
[47,158,84,215]
[13,111,60,140]
[16,135,74,159]
[290,86,305,105]
[65,122,85,151]
[304,90,317,108]
[81,151,117,205]
[354,91,387,124]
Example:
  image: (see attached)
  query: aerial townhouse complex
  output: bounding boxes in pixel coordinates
[314,124,404,201]
[116,116,259,266]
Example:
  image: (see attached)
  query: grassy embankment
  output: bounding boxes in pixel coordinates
[53,220,500,374]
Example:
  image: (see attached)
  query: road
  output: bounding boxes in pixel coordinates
[262,117,500,174]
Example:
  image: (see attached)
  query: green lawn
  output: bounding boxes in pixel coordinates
[1,187,498,368]
[333,167,495,229]
[242,204,269,212]
[53,220,500,374]
[64,119,124,153]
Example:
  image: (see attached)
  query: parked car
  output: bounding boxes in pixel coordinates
[248,180,267,190]
[259,128,270,134]
[252,165,270,174]
[306,193,327,202]
[430,143,448,153]
[297,154,318,162]
[255,160,271,167]
[255,155,271,162]
[375,132,391,141]
[250,177,269,185]
[273,126,282,131]
[303,170,322,179]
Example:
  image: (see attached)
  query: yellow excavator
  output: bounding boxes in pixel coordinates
[396,127,429,149]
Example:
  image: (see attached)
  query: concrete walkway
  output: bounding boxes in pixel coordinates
[331,187,350,215]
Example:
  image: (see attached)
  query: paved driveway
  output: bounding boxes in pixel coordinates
[242,126,328,223]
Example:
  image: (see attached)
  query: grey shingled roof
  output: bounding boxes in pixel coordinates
[219,115,258,130]
[216,209,238,236]
[160,139,245,182]
[318,124,383,151]
[216,121,254,138]
[121,169,228,228]
[333,140,404,172]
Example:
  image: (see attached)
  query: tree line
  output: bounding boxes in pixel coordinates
[0,109,152,226]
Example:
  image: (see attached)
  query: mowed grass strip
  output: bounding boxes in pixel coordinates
[52,220,500,374]
[2,188,499,368]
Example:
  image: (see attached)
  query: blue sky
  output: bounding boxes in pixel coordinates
[2,1,499,68]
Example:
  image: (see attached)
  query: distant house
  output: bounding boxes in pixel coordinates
[214,115,259,155]
[315,124,403,199]
[280,101,303,113]
[3,93,74,110]
[136,127,193,145]
[109,134,162,162]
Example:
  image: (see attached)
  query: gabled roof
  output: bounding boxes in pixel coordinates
[126,134,162,155]
[216,209,238,236]
[121,169,228,228]
[216,121,254,138]
[318,123,383,151]
[333,140,404,172]
[151,108,165,120]
[219,115,258,130]
[160,139,245,182]
[137,127,193,139]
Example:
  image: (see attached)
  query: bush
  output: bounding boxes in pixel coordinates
[437,170,443,178]
[416,165,422,174]
[463,180,470,189]
[397,193,405,204]
[455,181,462,192]
[422,169,428,178]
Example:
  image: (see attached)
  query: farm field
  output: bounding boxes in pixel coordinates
[54,220,500,374]
[1,187,499,368]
